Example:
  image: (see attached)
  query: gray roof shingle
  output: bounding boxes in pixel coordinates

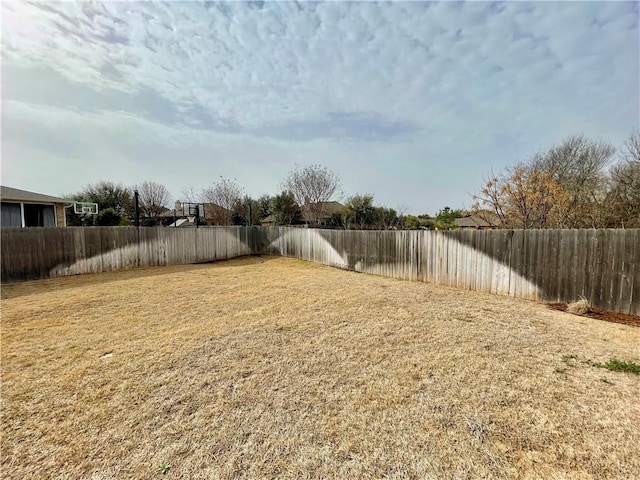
[1,186,73,204]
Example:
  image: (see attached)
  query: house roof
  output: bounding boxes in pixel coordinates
[301,201,344,217]
[158,202,230,218]
[454,212,498,228]
[1,186,72,204]
[159,209,182,218]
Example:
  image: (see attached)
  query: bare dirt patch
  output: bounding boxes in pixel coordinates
[2,256,639,479]
[549,302,640,328]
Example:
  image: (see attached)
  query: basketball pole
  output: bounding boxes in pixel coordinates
[134,190,140,227]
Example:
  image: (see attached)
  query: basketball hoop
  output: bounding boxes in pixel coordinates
[181,203,204,228]
[73,202,99,215]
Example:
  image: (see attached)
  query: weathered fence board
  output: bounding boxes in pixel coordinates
[1,226,638,314]
[630,229,639,315]
[261,227,638,315]
[1,227,253,282]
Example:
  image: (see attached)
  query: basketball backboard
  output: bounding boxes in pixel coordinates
[73,202,99,215]
[182,203,205,218]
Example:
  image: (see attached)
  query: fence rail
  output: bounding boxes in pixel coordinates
[1,227,637,315]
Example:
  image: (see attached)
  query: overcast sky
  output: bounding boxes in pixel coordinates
[1,1,638,215]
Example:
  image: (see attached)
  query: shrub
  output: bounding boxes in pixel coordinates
[567,298,590,315]
[96,208,123,226]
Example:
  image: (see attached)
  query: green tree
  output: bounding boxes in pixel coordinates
[95,208,129,226]
[73,181,134,218]
[403,214,419,230]
[373,207,400,230]
[67,181,134,226]
[417,214,435,230]
[257,194,273,219]
[435,207,462,230]
[328,211,347,229]
[343,194,376,229]
[270,191,303,225]
[231,196,262,226]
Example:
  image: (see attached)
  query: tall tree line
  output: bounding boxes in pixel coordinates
[66,132,639,229]
[473,132,640,229]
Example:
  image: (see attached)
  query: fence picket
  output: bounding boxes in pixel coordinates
[1,227,637,314]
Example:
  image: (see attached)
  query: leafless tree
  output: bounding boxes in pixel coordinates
[202,177,244,225]
[605,132,640,227]
[281,164,341,226]
[180,186,201,203]
[135,181,171,218]
[475,135,616,229]
[620,131,640,163]
[530,135,615,227]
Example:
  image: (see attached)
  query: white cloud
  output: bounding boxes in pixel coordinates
[1,0,638,213]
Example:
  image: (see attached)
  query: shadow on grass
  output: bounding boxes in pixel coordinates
[1,255,282,300]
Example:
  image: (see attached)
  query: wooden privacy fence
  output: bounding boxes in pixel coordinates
[262,228,639,315]
[0,227,256,282]
[1,226,638,315]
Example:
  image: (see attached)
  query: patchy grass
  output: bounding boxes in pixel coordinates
[157,462,171,475]
[2,256,639,479]
[589,358,640,375]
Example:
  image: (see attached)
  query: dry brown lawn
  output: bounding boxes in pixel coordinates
[1,256,639,480]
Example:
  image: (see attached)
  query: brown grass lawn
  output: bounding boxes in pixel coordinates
[1,256,639,480]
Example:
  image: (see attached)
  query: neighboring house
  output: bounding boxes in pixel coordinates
[201,203,234,225]
[159,202,233,226]
[0,186,72,227]
[260,214,277,226]
[301,201,344,226]
[454,211,499,230]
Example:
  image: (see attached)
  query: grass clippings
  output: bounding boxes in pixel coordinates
[2,256,639,479]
